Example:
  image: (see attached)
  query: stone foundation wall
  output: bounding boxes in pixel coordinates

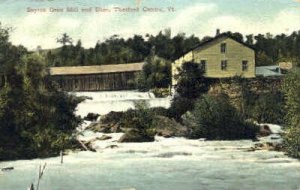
[208,77,282,110]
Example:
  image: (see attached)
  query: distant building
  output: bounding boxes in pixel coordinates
[255,65,283,77]
[172,33,256,86]
[49,62,143,91]
[279,62,293,70]
[278,62,293,74]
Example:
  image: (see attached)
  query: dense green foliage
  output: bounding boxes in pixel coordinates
[118,101,157,141]
[282,69,300,158]
[43,30,201,67]
[252,32,300,66]
[249,92,285,124]
[135,55,171,91]
[170,62,212,120]
[0,25,82,160]
[184,94,259,140]
[42,30,300,69]
[174,62,210,99]
[230,77,286,125]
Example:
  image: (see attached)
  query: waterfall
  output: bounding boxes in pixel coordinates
[72,91,172,117]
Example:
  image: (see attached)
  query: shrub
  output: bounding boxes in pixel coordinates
[250,92,285,124]
[169,61,213,121]
[150,88,170,97]
[119,101,156,140]
[282,69,300,158]
[284,124,300,158]
[169,97,194,121]
[184,94,259,140]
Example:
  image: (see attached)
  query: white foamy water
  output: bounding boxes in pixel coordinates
[1,136,300,190]
[72,91,172,117]
[1,91,300,190]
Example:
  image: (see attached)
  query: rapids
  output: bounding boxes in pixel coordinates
[1,91,299,190]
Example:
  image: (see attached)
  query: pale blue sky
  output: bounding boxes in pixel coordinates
[0,0,299,49]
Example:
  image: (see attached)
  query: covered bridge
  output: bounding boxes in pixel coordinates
[49,62,144,91]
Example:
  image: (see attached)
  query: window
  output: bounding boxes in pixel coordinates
[221,43,226,53]
[242,60,248,71]
[221,60,227,71]
[200,60,206,72]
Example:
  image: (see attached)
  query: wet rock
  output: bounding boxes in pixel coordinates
[153,116,188,138]
[252,137,260,142]
[118,129,154,143]
[252,142,284,152]
[110,123,121,133]
[98,135,112,141]
[1,167,14,172]
[83,113,100,121]
[87,122,121,133]
[246,147,256,152]
[270,135,281,140]
[87,123,110,133]
[155,152,192,158]
[258,125,272,137]
[101,111,124,124]
[105,145,119,149]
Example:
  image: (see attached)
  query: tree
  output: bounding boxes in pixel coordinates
[256,51,274,66]
[174,61,210,99]
[148,30,175,60]
[245,34,254,45]
[136,55,171,91]
[170,61,212,120]
[56,33,73,46]
[0,26,82,160]
[226,32,244,43]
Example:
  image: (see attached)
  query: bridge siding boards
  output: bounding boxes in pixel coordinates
[51,70,139,92]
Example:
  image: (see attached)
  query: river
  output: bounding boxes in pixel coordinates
[0,91,299,190]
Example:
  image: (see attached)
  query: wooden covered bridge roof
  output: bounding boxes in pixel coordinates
[49,62,144,76]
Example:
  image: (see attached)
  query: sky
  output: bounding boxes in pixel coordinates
[0,0,299,50]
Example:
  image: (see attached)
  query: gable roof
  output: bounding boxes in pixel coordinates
[49,62,144,76]
[184,33,255,56]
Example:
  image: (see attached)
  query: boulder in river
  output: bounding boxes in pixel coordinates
[1,167,14,172]
[98,135,112,141]
[83,113,100,121]
[118,129,154,143]
[251,142,284,152]
[258,124,272,137]
[87,122,122,133]
[153,116,188,138]
[105,145,119,149]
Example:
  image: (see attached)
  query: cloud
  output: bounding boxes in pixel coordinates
[5,3,217,49]
[167,3,217,34]
[8,9,118,49]
[3,3,300,50]
[208,8,300,35]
